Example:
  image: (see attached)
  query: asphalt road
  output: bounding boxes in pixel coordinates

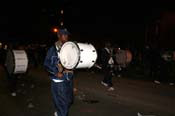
[0,66,175,116]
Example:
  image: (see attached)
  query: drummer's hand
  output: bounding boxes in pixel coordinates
[56,72,63,78]
[58,64,63,72]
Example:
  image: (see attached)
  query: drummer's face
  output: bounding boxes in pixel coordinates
[59,34,68,43]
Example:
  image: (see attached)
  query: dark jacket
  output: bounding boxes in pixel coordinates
[101,48,114,71]
[44,45,73,81]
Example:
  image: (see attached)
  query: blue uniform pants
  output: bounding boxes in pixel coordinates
[51,78,73,116]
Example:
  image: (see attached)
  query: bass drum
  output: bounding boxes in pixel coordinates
[6,50,28,74]
[59,41,98,69]
[115,50,132,67]
[125,50,132,63]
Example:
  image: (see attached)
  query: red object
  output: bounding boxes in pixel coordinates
[125,50,132,63]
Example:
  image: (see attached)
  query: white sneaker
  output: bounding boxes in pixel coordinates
[154,80,160,84]
[11,92,16,97]
[101,81,108,87]
[108,87,115,91]
[27,103,34,108]
[54,112,58,116]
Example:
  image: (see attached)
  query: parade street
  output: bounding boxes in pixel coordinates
[0,67,174,116]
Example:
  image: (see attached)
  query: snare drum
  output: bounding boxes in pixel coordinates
[6,50,28,74]
[59,41,98,69]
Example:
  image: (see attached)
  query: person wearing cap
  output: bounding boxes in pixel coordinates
[44,28,74,116]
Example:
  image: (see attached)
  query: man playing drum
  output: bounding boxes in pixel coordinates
[44,28,74,116]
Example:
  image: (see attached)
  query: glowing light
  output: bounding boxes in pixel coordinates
[61,10,64,14]
[53,28,58,33]
[4,45,7,50]
[60,22,63,26]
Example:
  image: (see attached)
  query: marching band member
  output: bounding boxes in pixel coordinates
[101,42,115,91]
[44,28,74,116]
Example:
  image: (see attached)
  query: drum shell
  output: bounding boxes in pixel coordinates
[126,50,132,63]
[6,50,28,74]
[76,43,97,69]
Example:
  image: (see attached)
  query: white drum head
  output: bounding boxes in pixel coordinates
[60,42,80,69]
[6,50,14,74]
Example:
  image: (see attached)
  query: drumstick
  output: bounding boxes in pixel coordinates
[94,64,102,69]
[58,63,64,72]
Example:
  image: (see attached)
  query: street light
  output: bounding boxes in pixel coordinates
[60,22,64,26]
[53,28,58,33]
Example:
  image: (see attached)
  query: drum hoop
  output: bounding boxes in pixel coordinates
[71,41,81,69]
[23,50,29,71]
[6,50,15,75]
[12,50,16,74]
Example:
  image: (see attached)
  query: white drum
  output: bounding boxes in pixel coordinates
[59,41,98,69]
[6,50,28,74]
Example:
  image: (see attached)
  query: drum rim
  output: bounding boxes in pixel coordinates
[60,41,81,69]
[73,41,81,69]
[23,50,29,72]
[12,50,16,74]
[6,50,15,75]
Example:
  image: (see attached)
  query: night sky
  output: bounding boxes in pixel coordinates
[1,0,175,47]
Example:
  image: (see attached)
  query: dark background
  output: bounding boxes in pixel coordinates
[1,0,175,48]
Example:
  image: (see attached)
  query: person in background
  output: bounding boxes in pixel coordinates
[149,46,162,84]
[5,44,19,97]
[0,43,6,69]
[100,41,115,91]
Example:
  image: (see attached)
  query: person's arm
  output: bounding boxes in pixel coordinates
[43,47,58,76]
[101,49,109,69]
